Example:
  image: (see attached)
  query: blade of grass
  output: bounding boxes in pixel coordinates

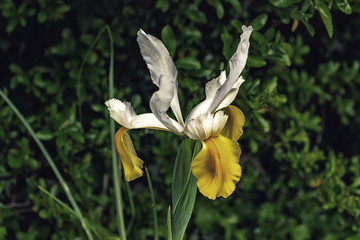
[38,186,102,240]
[145,167,159,240]
[76,26,106,121]
[0,89,93,240]
[167,206,173,240]
[124,181,136,234]
[105,25,127,240]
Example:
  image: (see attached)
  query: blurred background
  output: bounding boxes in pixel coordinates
[1,0,360,239]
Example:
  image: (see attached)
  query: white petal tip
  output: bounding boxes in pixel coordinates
[138,28,146,36]
[242,25,253,33]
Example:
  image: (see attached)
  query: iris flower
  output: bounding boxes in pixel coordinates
[105,25,252,200]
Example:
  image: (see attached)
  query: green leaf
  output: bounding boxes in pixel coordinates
[145,168,158,240]
[317,2,333,38]
[167,206,173,240]
[335,0,352,15]
[172,139,200,240]
[36,129,54,140]
[37,11,46,23]
[269,0,301,8]
[176,57,201,70]
[250,13,268,31]
[221,28,233,60]
[9,64,23,74]
[247,55,267,68]
[301,19,315,36]
[255,113,270,132]
[226,0,241,13]
[27,158,41,169]
[156,0,169,12]
[8,149,23,168]
[161,25,176,58]
[213,0,224,19]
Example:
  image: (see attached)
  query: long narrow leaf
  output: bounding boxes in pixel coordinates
[171,139,200,240]
[0,89,93,240]
[38,186,102,240]
[167,206,173,240]
[145,167,159,240]
[124,181,136,234]
[104,25,127,240]
[76,27,106,121]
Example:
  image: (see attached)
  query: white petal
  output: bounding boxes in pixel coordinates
[207,25,252,113]
[215,76,245,111]
[137,29,178,87]
[184,111,228,140]
[211,111,228,137]
[137,29,184,125]
[105,99,136,128]
[105,98,171,131]
[150,75,184,135]
[185,75,244,123]
[205,71,226,100]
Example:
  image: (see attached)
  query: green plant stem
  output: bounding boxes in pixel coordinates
[167,206,173,240]
[145,167,159,240]
[0,89,93,240]
[125,181,136,234]
[38,186,102,240]
[105,25,127,240]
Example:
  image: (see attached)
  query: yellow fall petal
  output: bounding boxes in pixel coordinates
[221,105,245,141]
[115,127,144,181]
[191,135,242,200]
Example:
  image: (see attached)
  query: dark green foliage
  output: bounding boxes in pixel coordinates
[1,0,360,239]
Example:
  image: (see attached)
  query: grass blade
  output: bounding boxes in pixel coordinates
[38,186,102,240]
[145,167,159,240]
[0,89,93,240]
[104,25,127,240]
[167,206,173,240]
[125,181,136,234]
[76,26,106,121]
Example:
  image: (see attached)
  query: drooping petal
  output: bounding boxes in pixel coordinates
[105,99,136,129]
[115,127,144,181]
[208,25,252,113]
[137,29,184,125]
[191,135,242,199]
[150,75,184,135]
[221,105,245,141]
[105,98,174,131]
[183,111,228,140]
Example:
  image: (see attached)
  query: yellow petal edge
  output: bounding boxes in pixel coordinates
[221,105,245,141]
[191,135,242,200]
[115,127,144,181]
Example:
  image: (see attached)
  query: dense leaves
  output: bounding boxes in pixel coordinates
[1,0,360,239]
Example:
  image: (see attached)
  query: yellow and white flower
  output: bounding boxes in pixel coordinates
[105,26,252,199]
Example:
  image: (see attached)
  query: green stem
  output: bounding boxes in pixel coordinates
[105,25,127,240]
[145,167,159,240]
[76,26,106,122]
[0,90,93,240]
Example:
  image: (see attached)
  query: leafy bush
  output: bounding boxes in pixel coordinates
[1,0,360,239]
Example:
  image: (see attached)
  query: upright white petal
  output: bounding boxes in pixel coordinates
[137,29,184,125]
[215,76,245,111]
[150,75,184,135]
[207,25,252,113]
[185,73,244,123]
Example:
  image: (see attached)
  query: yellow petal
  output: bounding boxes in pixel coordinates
[115,127,144,181]
[191,135,242,199]
[221,105,245,141]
